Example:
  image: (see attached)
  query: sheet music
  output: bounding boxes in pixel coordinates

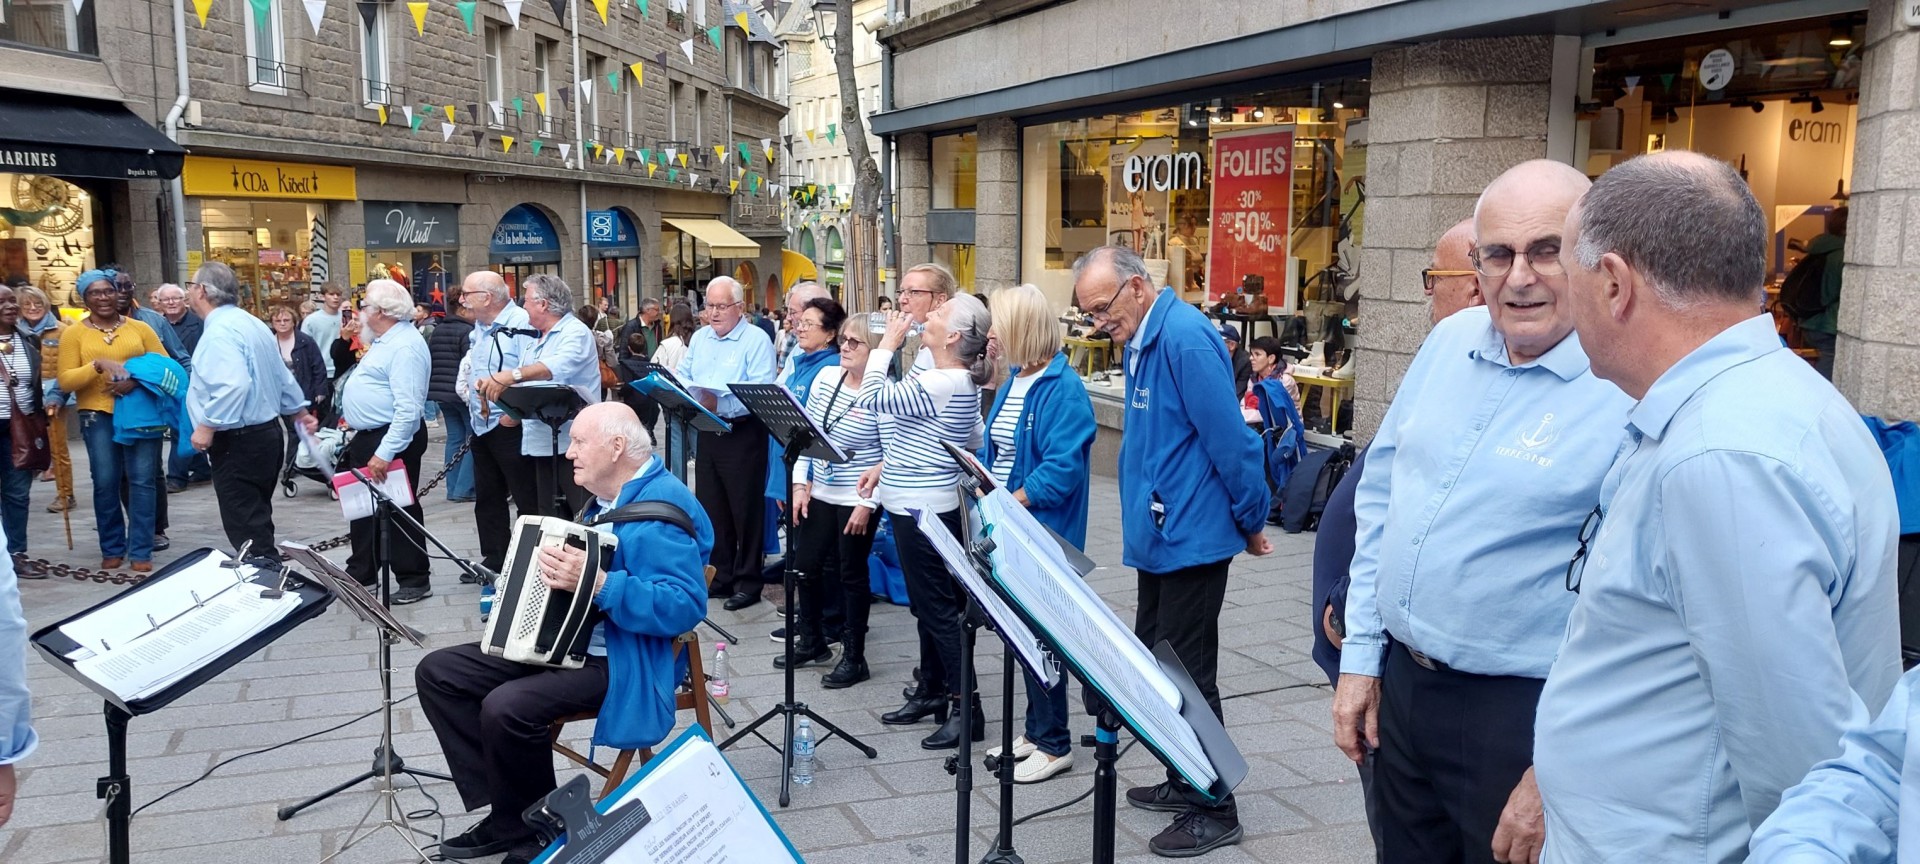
[975,489,1216,789]
[331,461,416,521]
[56,553,262,659]
[294,424,334,476]
[592,736,798,864]
[915,508,1057,688]
[67,566,302,702]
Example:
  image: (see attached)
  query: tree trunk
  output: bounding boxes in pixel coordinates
[831,0,883,310]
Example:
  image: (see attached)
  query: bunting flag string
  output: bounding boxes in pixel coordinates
[734,11,747,31]
[738,142,752,164]
[529,139,543,155]
[376,105,388,125]
[760,138,773,162]
[590,0,609,23]
[192,0,212,25]
[677,152,689,168]
[503,0,523,27]
[680,38,695,64]
[825,124,838,143]
[667,168,678,183]
[576,79,592,104]
[713,144,726,161]
[629,62,644,88]
[1623,75,1640,96]
[302,0,327,33]
[407,1,428,34]
[559,142,573,163]
[471,129,486,146]
[655,50,669,66]
[804,129,815,143]
[729,179,739,193]
[441,121,457,142]
[556,85,572,108]
[637,0,647,14]
[664,147,678,165]
[489,100,505,123]
[443,104,457,123]
[606,71,620,94]
[502,135,515,152]
[402,105,415,127]
[705,25,723,50]
[534,92,548,114]
[546,0,565,21]
[613,147,625,165]
[512,96,525,116]
[410,111,427,132]
[648,163,658,177]
[690,173,700,187]
[467,102,480,123]
[457,0,477,32]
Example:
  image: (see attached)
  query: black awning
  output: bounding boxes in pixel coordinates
[0,88,187,181]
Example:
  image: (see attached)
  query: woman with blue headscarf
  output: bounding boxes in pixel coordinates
[54,270,168,572]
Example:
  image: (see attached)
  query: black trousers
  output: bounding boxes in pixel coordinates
[695,414,768,594]
[792,500,878,644]
[415,644,608,835]
[1135,557,1233,809]
[1376,641,1543,864]
[470,423,539,573]
[532,455,589,519]
[344,424,431,591]
[208,420,285,557]
[892,507,971,696]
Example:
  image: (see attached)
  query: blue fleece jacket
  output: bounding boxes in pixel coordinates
[582,459,715,750]
[979,351,1095,549]
[1118,288,1270,572]
[115,354,193,447]
[767,347,842,501]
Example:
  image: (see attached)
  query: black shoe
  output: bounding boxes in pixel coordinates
[165,479,187,494]
[500,837,549,864]
[822,636,868,689]
[1127,780,1191,813]
[723,591,761,611]
[151,534,170,552]
[439,819,531,859]
[769,626,788,643]
[458,570,481,585]
[903,666,931,699]
[919,698,986,750]
[1148,804,1243,858]
[11,553,46,580]
[772,637,833,669]
[882,694,949,726]
[391,585,433,605]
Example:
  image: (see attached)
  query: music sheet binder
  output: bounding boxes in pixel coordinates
[728,383,850,462]
[914,507,1058,689]
[630,372,732,434]
[495,381,590,427]
[940,441,1097,577]
[528,726,802,864]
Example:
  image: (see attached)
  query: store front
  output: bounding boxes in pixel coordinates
[587,207,642,317]
[363,201,460,310]
[183,155,356,315]
[660,217,761,306]
[489,203,563,295]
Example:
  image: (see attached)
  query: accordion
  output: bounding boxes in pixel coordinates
[480,502,699,669]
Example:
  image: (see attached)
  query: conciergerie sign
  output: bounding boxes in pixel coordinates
[180,156,357,201]
[1206,126,1296,304]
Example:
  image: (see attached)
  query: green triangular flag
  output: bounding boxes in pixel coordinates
[738,142,752,164]
[512,97,524,116]
[826,124,838,144]
[606,71,620,94]
[1660,73,1676,90]
[668,168,679,183]
[706,25,722,50]
[531,139,545,156]
[248,0,271,20]
[410,112,426,132]
[638,149,652,164]
[457,0,477,32]
[636,0,647,14]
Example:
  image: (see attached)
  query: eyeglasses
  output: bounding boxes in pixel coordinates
[901,286,939,299]
[1422,269,1476,292]
[1472,241,1565,279]
[1085,277,1134,323]
[710,299,743,310]
[840,335,867,349]
[1565,505,1604,593]
[458,290,489,299]
[791,319,824,333]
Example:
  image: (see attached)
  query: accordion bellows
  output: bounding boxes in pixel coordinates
[482,516,617,669]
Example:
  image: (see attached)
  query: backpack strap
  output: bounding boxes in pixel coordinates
[585,500,696,536]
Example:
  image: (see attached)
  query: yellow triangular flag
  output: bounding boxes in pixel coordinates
[647,163,658,177]
[408,1,428,33]
[805,129,816,143]
[444,104,456,123]
[377,105,388,125]
[677,153,688,168]
[534,93,548,114]
[502,135,515,152]
[192,0,211,25]
[714,145,725,160]
[593,143,604,159]
[729,179,740,193]
[613,147,624,164]
[592,0,609,23]
[629,62,644,88]
[734,11,747,31]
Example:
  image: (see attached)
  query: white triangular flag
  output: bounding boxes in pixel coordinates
[577,79,592,104]
[664,147,678,164]
[603,147,616,164]
[559,142,572,162]
[1624,75,1641,96]
[680,38,695,64]
[402,105,414,126]
[302,0,326,33]
[690,173,699,187]
[441,121,456,142]
[488,100,504,124]
[502,0,523,27]
[71,0,85,13]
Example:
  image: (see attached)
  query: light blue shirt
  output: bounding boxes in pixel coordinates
[187,305,308,430]
[1750,666,1920,863]
[0,524,36,767]
[676,320,776,420]
[340,321,431,461]
[464,301,534,435]
[1342,306,1633,679]
[519,314,602,457]
[1535,313,1902,864]
[303,308,343,377]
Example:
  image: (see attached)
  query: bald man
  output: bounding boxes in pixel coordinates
[677,276,777,610]
[1332,160,1635,864]
[1426,219,1482,324]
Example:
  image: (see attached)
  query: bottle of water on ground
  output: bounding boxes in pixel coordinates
[792,718,816,786]
[708,642,731,705]
[479,579,496,622]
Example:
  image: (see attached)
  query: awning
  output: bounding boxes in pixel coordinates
[782,250,818,288]
[663,217,761,258]
[0,88,186,180]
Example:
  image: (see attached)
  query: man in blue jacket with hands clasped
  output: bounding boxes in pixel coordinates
[1073,245,1272,858]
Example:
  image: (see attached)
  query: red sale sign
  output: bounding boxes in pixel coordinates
[1207,126,1295,306]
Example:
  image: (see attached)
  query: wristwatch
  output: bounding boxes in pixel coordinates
[511,367,524,383]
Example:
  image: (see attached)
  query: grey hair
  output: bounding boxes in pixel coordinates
[640,297,661,313]
[788,281,828,306]
[1073,245,1151,289]
[523,273,576,316]
[705,276,741,304]
[903,263,957,298]
[943,291,993,387]
[600,409,654,461]
[1571,152,1767,307]
[466,270,510,304]
[152,283,185,301]
[193,262,241,306]
[362,279,414,320]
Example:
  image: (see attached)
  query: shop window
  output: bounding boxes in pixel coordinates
[535,39,556,137]
[695,89,709,148]
[200,199,321,314]
[0,174,98,307]
[932,132,976,210]
[586,54,604,138]
[825,227,844,264]
[0,0,97,55]
[668,81,683,140]
[361,2,391,106]
[246,0,289,92]
[796,229,816,261]
[482,25,505,119]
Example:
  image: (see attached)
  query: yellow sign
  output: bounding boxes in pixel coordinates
[185,250,203,281]
[182,156,357,201]
[348,248,368,287]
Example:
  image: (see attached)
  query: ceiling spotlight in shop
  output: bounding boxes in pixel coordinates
[1185,103,1209,128]
[1251,107,1266,120]
[1730,98,1765,113]
[1828,23,1853,47]
[1790,92,1826,113]
[1332,102,1345,109]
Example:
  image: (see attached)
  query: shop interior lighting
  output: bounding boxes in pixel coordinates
[1790,92,1826,113]
[1332,102,1345,109]
[1251,107,1266,120]
[1730,98,1765,113]
[1828,24,1853,47]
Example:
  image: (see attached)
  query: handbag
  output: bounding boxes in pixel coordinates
[1,350,49,472]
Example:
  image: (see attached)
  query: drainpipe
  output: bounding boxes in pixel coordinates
[879,0,897,282]
[571,0,589,298]
[163,0,190,283]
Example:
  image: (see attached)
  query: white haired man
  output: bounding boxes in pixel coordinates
[474,273,601,517]
[458,271,541,574]
[340,279,434,603]
[676,276,777,610]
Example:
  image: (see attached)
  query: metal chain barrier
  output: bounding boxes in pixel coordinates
[32,437,476,586]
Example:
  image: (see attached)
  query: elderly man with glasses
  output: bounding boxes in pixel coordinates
[458,270,540,575]
[676,276,777,611]
[1329,160,1634,864]
[474,274,602,518]
[339,278,434,603]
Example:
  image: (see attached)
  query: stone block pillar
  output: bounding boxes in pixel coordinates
[1351,35,1559,440]
[896,132,932,270]
[974,117,1020,293]
[1834,0,1920,421]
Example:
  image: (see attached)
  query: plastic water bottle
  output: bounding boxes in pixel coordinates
[791,718,816,786]
[708,643,731,704]
[479,579,496,622]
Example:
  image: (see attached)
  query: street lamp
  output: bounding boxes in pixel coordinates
[811,0,838,52]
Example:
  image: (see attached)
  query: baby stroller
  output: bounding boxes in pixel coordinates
[280,374,349,499]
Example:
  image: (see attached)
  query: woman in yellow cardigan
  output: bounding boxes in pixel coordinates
[55,271,168,572]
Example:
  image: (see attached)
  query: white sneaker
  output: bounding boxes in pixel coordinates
[1014,751,1073,784]
[986,735,1036,761]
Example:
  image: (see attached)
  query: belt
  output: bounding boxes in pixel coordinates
[216,420,281,436]
[1402,644,1454,674]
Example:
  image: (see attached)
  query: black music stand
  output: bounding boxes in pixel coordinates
[629,370,730,485]
[718,382,877,807]
[497,383,590,518]
[30,549,335,864]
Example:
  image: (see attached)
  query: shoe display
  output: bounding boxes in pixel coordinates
[11,553,47,580]
[1014,751,1074,784]
[919,698,986,750]
[881,694,949,726]
[1147,803,1243,858]
[391,585,433,605]
[986,735,1037,761]
[722,591,760,611]
[1127,779,1190,813]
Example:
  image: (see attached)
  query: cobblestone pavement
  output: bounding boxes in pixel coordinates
[1,424,1374,863]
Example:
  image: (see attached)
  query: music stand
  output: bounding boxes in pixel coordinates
[718,382,877,807]
[629,370,730,485]
[497,383,590,518]
[30,549,334,864]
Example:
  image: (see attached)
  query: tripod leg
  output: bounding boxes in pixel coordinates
[719,703,785,751]
[796,706,878,758]
[279,768,379,820]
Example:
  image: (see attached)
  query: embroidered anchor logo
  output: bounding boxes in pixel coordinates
[1518,413,1558,450]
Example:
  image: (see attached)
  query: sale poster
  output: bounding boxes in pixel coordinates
[1207,126,1295,306]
